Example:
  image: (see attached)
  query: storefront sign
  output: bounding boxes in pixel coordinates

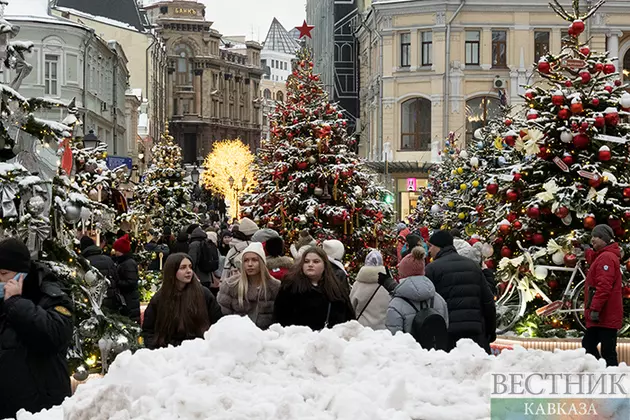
[406,178,417,191]
[175,8,197,15]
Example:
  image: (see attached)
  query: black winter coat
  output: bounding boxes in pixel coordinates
[425,246,496,352]
[0,262,73,419]
[82,245,120,312]
[274,283,355,331]
[116,253,140,322]
[141,287,223,349]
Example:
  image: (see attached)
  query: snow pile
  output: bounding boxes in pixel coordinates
[17,317,629,420]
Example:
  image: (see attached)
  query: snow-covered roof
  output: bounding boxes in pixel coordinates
[55,0,145,31]
[262,18,300,55]
[4,0,49,18]
[55,6,139,32]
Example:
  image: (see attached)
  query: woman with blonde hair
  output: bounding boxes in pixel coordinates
[217,242,281,329]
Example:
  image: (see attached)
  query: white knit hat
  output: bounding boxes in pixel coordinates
[242,242,266,263]
[206,231,218,245]
[322,239,345,262]
[238,217,259,237]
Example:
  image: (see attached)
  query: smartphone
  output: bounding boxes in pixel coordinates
[13,273,27,281]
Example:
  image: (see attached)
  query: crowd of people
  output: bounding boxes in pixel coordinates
[0,217,624,418]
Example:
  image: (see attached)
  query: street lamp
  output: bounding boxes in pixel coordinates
[228,175,248,218]
[191,167,200,183]
[83,130,100,149]
[191,166,202,202]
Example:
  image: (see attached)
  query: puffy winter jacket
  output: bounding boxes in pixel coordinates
[0,262,73,419]
[386,275,449,335]
[425,245,496,351]
[266,256,293,281]
[116,253,140,322]
[585,242,623,330]
[217,276,281,329]
[351,266,391,330]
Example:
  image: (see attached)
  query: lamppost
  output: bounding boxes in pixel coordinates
[83,130,100,149]
[191,166,202,202]
[228,175,248,219]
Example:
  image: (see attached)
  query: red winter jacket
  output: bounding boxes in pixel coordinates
[584,242,623,330]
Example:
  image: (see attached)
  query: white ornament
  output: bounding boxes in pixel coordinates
[459,150,469,159]
[354,186,363,198]
[534,266,549,280]
[314,187,323,196]
[299,215,307,224]
[560,131,573,143]
[431,204,441,214]
[497,156,507,166]
[470,157,479,167]
[602,171,617,184]
[552,251,565,266]
[620,92,630,108]
[308,156,316,164]
[474,128,484,140]
[481,243,494,258]
[561,214,573,226]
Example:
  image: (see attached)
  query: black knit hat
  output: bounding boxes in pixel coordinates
[80,235,95,251]
[0,238,31,273]
[266,236,284,257]
[428,230,454,248]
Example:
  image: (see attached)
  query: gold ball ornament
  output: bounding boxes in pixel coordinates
[457,167,464,174]
[458,212,466,220]
[448,201,454,208]
[472,180,480,188]
[460,183,467,190]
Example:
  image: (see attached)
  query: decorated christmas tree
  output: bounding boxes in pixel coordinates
[488,0,630,336]
[129,124,197,236]
[241,49,394,272]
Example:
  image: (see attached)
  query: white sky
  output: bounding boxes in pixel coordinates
[202,0,306,42]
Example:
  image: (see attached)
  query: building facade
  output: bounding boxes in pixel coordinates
[306,0,360,134]
[260,18,299,139]
[51,0,168,164]
[357,0,630,219]
[4,10,132,157]
[144,0,264,163]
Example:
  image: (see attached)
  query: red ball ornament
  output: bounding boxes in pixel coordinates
[570,101,584,114]
[562,154,574,166]
[624,211,630,220]
[476,204,485,214]
[579,46,591,56]
[538,60,551,74]
[513,173,522,182]
[524,89,536,100]
[555,206,570,218]
[548,279,559,289]
[615,79,622,87]
[604,63,616,75]
[626,260,630,272]
[591,98,600,107]
[486,182,499,195]
[501,246,513,258]
[505,118,513,126]
[623,286,630,299]
[485,260,496,270]
[537,146,551,160]
[605,108,620,126]
[604,85,614,94]
[513,220,523,230]
[558,108,571,120]
[499,224,511,235]
[504,133,517,147]
[584,216,597,230]
[320,156,328,163]
[338,112,344,118]
[624,188,630,198]
[595,63,604,73]
[527,206,541,219]
[507,212,518,223]
[580,121,589,132]
[580,71,591,84]
[524,231,533,241]
[571,19,585,35]
[532,233,545,245]
[551,90,565,106]
[564,254,578,268]
[565,80,573,88]
[527,109,539,120]
[598,146,611,161]
[296,161,309,170]
[594,113,605,128]
[572,133,590,149]
[589,177,603,189]
[506,189,518,202]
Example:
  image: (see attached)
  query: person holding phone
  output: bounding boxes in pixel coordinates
[0,238,73,419]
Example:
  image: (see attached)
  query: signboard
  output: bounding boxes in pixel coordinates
[106,156,132,171]
[175,7,197,15]
[561,59,586,69]
[407,178,417,191]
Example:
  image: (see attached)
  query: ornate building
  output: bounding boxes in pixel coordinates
[144,0,264,163]
[356,0,630,219]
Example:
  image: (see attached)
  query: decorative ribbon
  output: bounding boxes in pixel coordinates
[0,183,18,218]
[18,216,51,253]
[546,238,564,255]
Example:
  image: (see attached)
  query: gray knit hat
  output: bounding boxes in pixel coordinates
[592,224,615,243]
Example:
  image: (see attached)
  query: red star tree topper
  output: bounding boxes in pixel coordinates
[296,20,315,39]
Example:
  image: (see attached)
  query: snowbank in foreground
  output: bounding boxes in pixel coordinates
[17,316,629,420]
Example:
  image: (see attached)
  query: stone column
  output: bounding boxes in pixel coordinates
[607,31,622,65]
[194,69,203,115]
[167,68,175,117]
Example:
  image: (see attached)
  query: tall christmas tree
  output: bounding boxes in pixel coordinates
[129,124,197,237]
[241,49,394,271]
[488,0,630,336]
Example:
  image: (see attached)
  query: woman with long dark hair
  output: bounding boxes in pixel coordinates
[274,246,355,330]
[142,253,223,349]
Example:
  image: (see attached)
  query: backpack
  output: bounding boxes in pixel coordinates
[197,240,219,273]
[398,296,448,351]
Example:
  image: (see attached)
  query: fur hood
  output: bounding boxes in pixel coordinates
[266,255,294,271]
[355,265,385,284]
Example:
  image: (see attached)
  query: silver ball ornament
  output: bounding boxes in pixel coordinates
[63,203,82,224]
[314,187,323,196]
[27,196,46,216]
[73,365,89,382]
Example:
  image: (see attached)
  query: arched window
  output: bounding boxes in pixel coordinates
[174,43,193,85]
[624,49,630,84]
[466,96,501,142]
[276,91,284,102]
[263,89,271,99]
[401,98,431,151]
